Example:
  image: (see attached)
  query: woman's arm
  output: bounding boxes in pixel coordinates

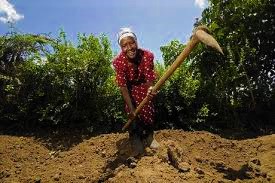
[119,86,136,119]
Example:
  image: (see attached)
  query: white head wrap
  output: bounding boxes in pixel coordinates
[117,27,137,45]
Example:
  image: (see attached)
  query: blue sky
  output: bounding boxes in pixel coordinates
[0,0,207,61]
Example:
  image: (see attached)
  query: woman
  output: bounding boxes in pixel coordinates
[113,27,159,156]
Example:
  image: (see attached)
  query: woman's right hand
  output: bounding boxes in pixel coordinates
[128,109,136,121]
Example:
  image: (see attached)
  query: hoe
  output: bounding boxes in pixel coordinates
[122,25,224,131]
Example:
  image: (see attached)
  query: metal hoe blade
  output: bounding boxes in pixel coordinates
[195,29,224,55]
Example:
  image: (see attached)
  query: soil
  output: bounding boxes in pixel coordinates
[0,129,274,183]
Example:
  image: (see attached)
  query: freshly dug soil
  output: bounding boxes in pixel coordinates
[0,130,274,183]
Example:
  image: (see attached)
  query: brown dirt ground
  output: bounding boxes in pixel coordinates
[0,130,274,183]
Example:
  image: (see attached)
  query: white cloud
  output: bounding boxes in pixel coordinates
[194,0,207,9]
[0,0,24,23]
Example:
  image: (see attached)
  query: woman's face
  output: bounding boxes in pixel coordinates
[120,36,138,60]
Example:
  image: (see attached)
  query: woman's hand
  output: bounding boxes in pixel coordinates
[147,86,157,100]
[128,110,136,121]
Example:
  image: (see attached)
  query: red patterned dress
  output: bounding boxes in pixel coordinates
[113,49,156,124]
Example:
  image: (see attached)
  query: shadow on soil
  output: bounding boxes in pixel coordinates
[98,137,141,183]
[0,123,97,151]
[1,121,274,152]
[214,162,254,181]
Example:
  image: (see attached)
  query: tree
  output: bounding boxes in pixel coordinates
[156,0,275,131]
[194,0,275,128]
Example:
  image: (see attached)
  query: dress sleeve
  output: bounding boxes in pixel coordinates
[113,58,127,87]
[144,52,156,82]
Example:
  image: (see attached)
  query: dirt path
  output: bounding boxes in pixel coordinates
[0,130,274,183]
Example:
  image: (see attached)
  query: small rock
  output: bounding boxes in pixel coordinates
[101,150,106,157]
[15,169,21,174]
[129,169,135,175]
[215,161,227,171]
[195,156,203,163]
[250,158,261,165]
[105,168,112,174]
[53,174,60,181]
[129,162,137,168]
[194,167,204,175]
[49,151,56,156]
[178,162,191,173]
[34,176,41,183]
[78,174,85,179]
[196,174,205,179]
[127,157,137,168]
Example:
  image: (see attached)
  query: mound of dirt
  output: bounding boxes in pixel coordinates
[0,130,274,183]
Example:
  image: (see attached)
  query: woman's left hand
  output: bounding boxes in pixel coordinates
[147,86,157,100]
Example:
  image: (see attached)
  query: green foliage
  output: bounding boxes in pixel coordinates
[0,31,124,133]
[193,0,275,128]
[0,33,52,124]
[1,0,274,133]
[155,0,274,130]
[156,41,203,129]
[160,40,185,67]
